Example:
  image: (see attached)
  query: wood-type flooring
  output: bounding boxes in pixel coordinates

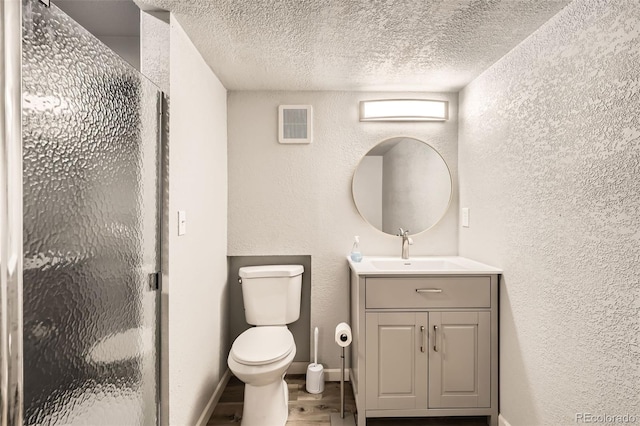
[207,374,488,426]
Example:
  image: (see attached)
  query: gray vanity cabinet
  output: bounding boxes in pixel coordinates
[365,312,428,410]
[349,271,499,426]
[428,311,491,409]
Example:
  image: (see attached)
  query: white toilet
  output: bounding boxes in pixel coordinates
[228,264,303,426]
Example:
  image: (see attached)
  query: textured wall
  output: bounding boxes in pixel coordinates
[458,1,640,424]
[140,12,169,93]
[228,91,458,368]
[169,17,228,426]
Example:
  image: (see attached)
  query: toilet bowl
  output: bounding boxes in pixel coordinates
[228,264,303,426]
[228,326,296,426]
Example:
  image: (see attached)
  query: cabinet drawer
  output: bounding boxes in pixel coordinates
[366,277,491,309]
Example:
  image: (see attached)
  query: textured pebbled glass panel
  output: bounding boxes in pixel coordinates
[21,1,160,425]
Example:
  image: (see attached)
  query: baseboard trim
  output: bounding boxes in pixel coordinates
[498,414,512,426]
[324,368,350,382]
[195,369,232,426]
[288,362,350,382]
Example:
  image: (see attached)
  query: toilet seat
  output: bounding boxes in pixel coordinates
[231,327,294,366]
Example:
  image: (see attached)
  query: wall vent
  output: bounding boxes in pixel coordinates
[278,105,312,144]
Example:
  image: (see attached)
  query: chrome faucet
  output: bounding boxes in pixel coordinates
[397,228,413,259]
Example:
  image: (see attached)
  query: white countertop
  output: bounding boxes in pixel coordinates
[347,255,502,275]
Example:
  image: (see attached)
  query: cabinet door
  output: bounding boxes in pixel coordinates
[366,312,428,410]
[428,311,491,408]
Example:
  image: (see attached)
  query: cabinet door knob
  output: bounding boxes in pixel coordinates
[420,326,425,352]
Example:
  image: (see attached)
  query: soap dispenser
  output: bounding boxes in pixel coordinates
[350,236,363,262]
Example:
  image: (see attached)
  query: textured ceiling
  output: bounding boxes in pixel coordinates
[136,0,571,91]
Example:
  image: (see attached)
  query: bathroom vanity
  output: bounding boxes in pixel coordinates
[348,256,501,426]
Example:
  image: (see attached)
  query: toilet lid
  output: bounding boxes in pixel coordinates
[231,327,294,365]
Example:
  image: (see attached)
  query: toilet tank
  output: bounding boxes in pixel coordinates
[238,265,303,326]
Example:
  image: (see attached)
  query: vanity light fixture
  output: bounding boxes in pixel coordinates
[359,99,448,122]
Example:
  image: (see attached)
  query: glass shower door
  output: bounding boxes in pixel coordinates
[21,1,161,424]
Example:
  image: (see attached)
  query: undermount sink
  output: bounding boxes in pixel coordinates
[370,259,465,271]
[348,256,502,275]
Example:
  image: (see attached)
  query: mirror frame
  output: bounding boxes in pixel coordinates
[351,135,453,237]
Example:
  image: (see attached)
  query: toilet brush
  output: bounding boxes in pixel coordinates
[306,327,324,394]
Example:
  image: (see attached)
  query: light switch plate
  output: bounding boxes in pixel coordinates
[462,208,470,228]
[178,210,186,235]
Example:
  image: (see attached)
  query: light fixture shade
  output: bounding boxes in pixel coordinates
[359,99,448,122]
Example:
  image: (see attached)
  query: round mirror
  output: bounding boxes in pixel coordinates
[352,137,452,236]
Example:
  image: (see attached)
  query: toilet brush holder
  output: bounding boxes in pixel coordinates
[306,327,324,394]
[306,363,324,394]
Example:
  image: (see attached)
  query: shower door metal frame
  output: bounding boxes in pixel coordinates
[154,91,164,426]
[0,0,24,425]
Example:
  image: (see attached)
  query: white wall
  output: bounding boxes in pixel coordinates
[459,1,640,424]
[228,91,458,367]
[97,36,140,70]
[169,17,228,426]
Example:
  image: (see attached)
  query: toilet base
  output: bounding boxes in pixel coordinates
[241,376,289,426]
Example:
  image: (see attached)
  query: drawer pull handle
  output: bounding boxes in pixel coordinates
[416,288,443,293]
[420,326,425,352]
[433,325,439,352]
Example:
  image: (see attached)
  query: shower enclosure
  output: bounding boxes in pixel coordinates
[1,0,162,424]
